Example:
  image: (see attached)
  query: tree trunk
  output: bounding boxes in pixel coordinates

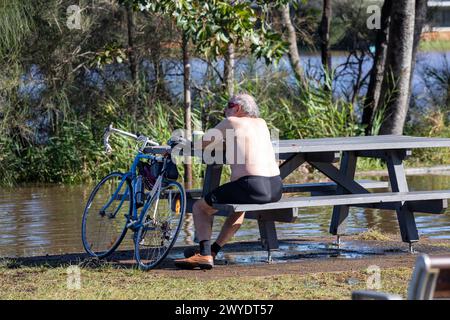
[362,0,393,135]
[223,43,235,96]
[407,0,428,105]
[126,6,138,118]
[182,33,192,189]
[280,4,306,87]
[126,6,138,83]
[319,0,332,74]
[378,0,416,135]
[411,0,428,75]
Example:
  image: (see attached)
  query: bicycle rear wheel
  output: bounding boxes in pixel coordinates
[134,181,186,270]
[82,172,132,258]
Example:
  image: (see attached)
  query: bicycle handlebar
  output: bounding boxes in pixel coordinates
[103,123,159,154]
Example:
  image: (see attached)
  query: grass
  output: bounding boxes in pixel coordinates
[431,242,450,249]
[419,39,450,52]
[355,229,393,241]
[0,264,412,300]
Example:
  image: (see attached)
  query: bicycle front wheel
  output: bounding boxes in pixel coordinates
[82,172,132,258]
[134,181,186,270]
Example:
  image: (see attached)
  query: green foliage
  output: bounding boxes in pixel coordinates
[195,68,364,140]
[295,85,364,138]
[330,0,380,50]
[404,106,450,167]
[238,69,364,139]
[0,63,365,186]
[122,0,288,64]
[0,136,21,185]
[24,120,103,183]
[93,43,128,67]
[2,67,449,186]
[0,98,192,185]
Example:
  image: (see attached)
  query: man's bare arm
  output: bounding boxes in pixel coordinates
[200,119,231,149]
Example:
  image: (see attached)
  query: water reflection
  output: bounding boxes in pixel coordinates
[182,213,195,245]
[1,174,450,257]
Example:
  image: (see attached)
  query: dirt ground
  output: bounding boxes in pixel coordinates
[422,31,450,41]
[6,235,450,280]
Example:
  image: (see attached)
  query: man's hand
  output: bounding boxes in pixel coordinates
[168,136,193,149]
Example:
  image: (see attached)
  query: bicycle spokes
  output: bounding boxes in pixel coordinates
[82,173,131,258]
[134,181,185,270]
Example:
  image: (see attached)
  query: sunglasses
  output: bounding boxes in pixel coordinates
[227,102,239,109]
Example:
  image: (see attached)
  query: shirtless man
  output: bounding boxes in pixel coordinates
[174,93,282,270]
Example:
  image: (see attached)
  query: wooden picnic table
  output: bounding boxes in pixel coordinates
[150,135,450,258]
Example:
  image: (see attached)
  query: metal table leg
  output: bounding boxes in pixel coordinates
[193,164,223,243]
[329,151,358,238]
[385,150,419,244]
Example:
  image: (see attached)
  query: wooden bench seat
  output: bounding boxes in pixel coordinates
[213,190,450,213]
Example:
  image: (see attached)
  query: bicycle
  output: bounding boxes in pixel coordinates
[81,124,186,270]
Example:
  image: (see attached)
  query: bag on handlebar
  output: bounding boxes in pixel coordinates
[138,160,162,189]
[138,157,178,190]
[165,157,179,181]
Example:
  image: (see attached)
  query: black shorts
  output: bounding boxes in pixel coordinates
[204,175,283,207]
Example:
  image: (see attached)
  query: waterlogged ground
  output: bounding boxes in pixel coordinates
[1,173,450,258]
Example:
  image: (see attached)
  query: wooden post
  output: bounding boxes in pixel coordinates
[182,33,192,190]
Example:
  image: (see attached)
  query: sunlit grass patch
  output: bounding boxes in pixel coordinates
[420,39,450,52]
[431,242,450,249]
[355,228,393,241]
[0,264,412,300]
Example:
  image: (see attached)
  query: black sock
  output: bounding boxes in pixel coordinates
[199,240,211,256]
[211,242,222,255]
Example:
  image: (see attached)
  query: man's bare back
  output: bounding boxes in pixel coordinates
[213,116,280,181]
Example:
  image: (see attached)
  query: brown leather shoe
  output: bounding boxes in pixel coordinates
[183,247,216,259]
[174,253,214,270]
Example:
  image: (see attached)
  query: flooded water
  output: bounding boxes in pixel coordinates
[160,51,450,110]
[1,174,450,258]
[39,51,449,110]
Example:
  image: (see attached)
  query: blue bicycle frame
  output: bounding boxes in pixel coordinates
[100,151,168,231]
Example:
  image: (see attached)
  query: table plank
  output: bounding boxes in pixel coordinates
[146,135,450,155]
[273,135,450,153]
